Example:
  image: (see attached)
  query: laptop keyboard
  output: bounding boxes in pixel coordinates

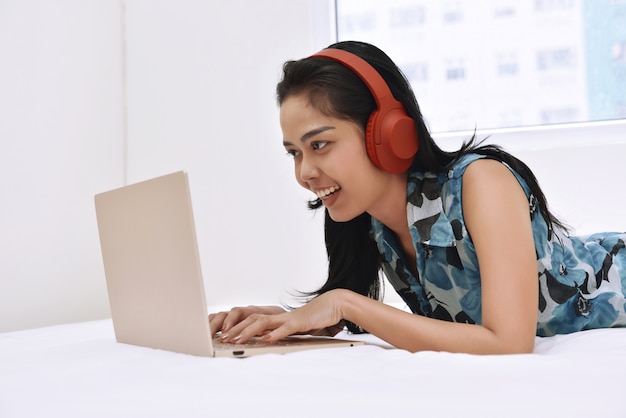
[212,335,317,349]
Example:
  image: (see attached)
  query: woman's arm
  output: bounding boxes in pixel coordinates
[219,159,539,354]
[460,158,539,353]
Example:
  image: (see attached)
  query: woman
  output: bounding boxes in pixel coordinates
[209,41,626,354]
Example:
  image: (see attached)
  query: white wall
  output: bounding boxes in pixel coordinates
[0,1,124,332]
[1,0,624,333]
[0,0,328,332]
[123,0,329,309]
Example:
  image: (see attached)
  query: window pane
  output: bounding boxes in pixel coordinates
[336,0,626,133]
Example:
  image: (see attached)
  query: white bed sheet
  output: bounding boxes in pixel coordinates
[1,316,625,418]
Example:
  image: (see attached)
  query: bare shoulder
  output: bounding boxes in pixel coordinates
[462,158,517,185]
[460,157,530,234]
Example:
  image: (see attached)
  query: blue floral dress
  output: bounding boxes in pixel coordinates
[372,153,626,337]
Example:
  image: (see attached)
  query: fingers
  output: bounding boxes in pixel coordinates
[208,311,228,335]
[208,305,286,337]
[218,312,283,343]
[208,307,248,335]
[260,322,298,342]
[209,304,337,343]
[220,311,313,344]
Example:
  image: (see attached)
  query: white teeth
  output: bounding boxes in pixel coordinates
[316,186,341,200]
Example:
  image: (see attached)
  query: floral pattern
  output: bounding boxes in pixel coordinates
[372,154,626,336]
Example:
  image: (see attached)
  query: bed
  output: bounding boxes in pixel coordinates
[2,309,625,418]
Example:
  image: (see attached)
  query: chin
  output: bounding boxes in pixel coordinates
[326,209,362,223]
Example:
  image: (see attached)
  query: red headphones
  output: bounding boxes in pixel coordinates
[311,48,419,174]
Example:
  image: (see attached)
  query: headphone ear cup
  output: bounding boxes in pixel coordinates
[365,111,383,170]
[367,107,419,174]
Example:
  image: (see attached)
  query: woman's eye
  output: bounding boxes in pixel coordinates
[311,141,328,151]
[285,149,300,158]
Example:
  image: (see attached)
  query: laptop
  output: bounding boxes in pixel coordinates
[94,171,364,357]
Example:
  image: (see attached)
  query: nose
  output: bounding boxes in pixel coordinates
[298,154,319,183]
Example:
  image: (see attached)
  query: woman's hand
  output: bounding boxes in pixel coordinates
[215,290,347,343]
[209,305,285,337]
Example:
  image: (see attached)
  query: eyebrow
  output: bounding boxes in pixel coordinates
[282,126,335,147]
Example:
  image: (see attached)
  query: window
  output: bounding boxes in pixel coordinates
[335,0,626,133]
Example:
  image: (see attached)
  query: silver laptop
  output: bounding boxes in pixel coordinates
[94,171,364,357]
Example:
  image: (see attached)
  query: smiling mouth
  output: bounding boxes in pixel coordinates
[316,186,341,200]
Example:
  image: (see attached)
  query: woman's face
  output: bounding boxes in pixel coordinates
[280,94,402,222]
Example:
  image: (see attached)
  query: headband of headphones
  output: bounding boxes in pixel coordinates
[312,48,401,115]
[310,48,419,174]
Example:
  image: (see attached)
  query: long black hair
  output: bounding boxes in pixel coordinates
[276,41,567,331]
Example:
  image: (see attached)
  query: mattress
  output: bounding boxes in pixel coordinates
[1,315,625,417]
